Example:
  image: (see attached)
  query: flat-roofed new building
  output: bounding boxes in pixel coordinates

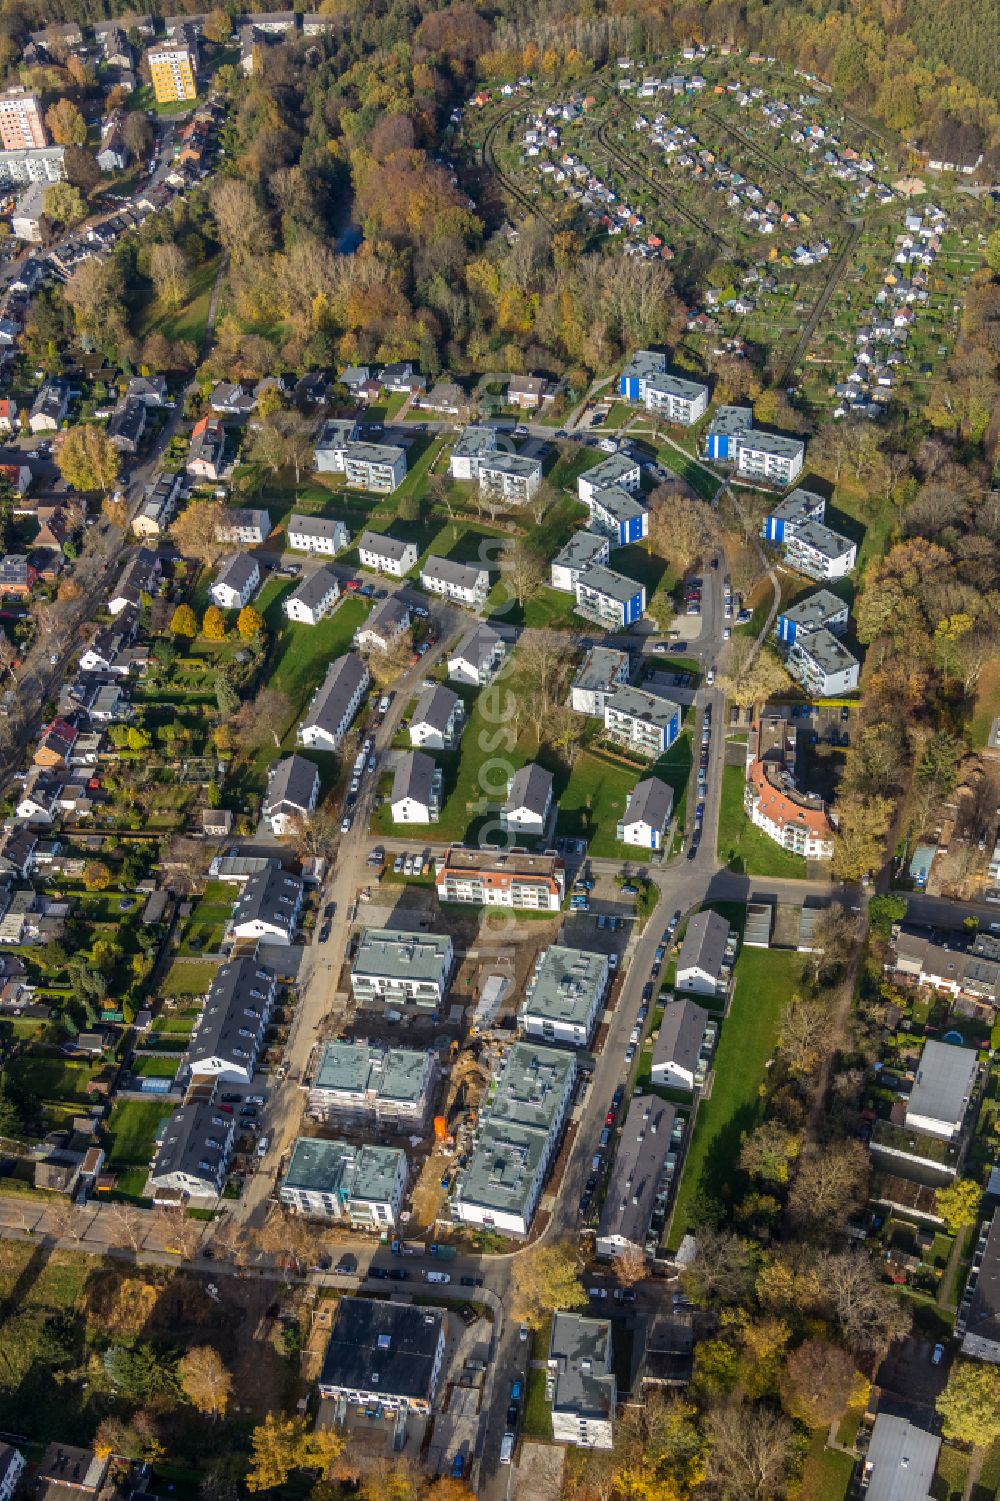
[551,531,610,593]
[904,1040,978,1140]
[787,628,860,697]
[280,1137,408,1227]
[314,418,359,472]
[0,89,47,151]
[350,928,453,1010]
[585,485,649,548]
[547,1313,616,1449]
[575,565,646,630]
[420,555,490,608]
[435,845,565,911]
[643,372,708,424]
[577,453,642,506]
[761,486,826,544]
[861,1414,940,1501]
[784,519,856,581]
[450,423,497,480]
[776,588,849,646]
[571,646,630,716]
[478,453,543,503]
[186,958,276,1084]
[704,404,753,462]
[617,776,673,849]
[619,349,666,402]
[287,514,349,556]
[0,145,65,189]
[344,442,406,494]
[318,1297,446,1415]
[452,1041,576,1235]
[299,652,369,750]
[309,1039,437,1126]
[735,430,804,487]
[604,687,681,757]
[357,531,418,577]
[597,1094,679,1258]
[520,944,609,1047]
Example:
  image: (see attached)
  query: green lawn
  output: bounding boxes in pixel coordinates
[14,1057,103,1107]
[716,764,808,878]
[522,1363,552,1440]
[136,254,220,353]
[667,936,803,1248]
[798,1432,855,1501]
[159,959,220,997]
[556,751,640,855]
[106,1099,176,1170]
[604,400,638,430]
[131,1056,179,1079]
[655,442,719,501]
[264,591,371,741]
[487,581,579,630]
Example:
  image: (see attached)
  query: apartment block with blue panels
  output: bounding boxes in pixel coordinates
[574,565,646,630]
[704,404,752,461]
[619,350,667,402]
[775,588,850,646]
[604,687,681,757]
[587,484,649,547]
[762,487,826,544]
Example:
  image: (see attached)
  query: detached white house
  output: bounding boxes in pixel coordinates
[502,763,553,837]
[390,751,442,823]
[287,514,349,556]
[263,754,320,836]
[617,776,673,850]
[676,910,733,997]
[358,531,418,577]
[299,653,370,751]
[409,684,463,750]
[448,624,506,686]
[210,553,259,611]
[650,998,710,1092]
[420,555,490,608]
[283,566,340,626]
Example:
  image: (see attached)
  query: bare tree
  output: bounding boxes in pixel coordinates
[612,1243,648,1288]
[816,1249,912,1355]
[502,538,544,607]
[788,1140,869,1228]
[106,1201,147,1253]
[150,1205,204,1258]
[648,488,720,570]
[705,1403,796,1501]
[230,687,292,752]
[681,1228,758,1307]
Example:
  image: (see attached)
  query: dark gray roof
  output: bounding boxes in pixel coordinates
[288,513,346,543]
[232,862,303,934]
[598,1093,677,1246]
[392,751,437,808]
[188,958,274,1072]
[412,684,460,735]
[286,565,339,613]
[548,1312,615,1422]
[421,555,487,590]
[303,653,368,737]
[108,398,145,445]
[623,776,673,831]
[361,594,410,639]
[651,998,709,1075]
[962,1212,1000,1355]
[319,1297,444,1400]
[677,910,730,981]
[151,1102,232,1188]
[505,762,553,818]
[452,622,503,669]
[214,552,258,595]
[265,754,319,817]
[358,530,413,561]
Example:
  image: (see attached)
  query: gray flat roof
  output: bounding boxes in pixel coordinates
[489,1041,575,1133]
[353,928,451,983]
[452,424,497,460]
[577,564,643,605]
[589,484,648,522]
[479,454,542,478]
[582,452,640,489]
[606,686,681,729]
[646,372,708,401]
[906,1040,977,1129]
[787,518,855,560]
[553,532,608,572]
[283,1137,404,1201]
[738,430,805,460]
[548,1312,615,1422]
[313,1039,431,1103]
[621,350,666,381]
[780,589,848,630]
[346,441,405,465]
[791,626,859,674]
[574,645,629,692]
[707,404,752,435]
[524,945,606,1026]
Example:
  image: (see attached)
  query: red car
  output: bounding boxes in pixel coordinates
[605,1109,615,1127]
[344,579,361,592]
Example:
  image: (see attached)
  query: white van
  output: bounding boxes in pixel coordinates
[499,1434,514,1466]
[425,1270,451,1284]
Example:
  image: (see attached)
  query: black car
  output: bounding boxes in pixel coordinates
[579,1193,591,1215]
[507,1404,520,1430]
[642,982,653,1002]
[319,922,331,942]
[388,1268,409,1281]
[335,1255,357,1275]
[460,1275,484,1287]
[221,1092,242,1104]
[586,1176,597,1193]
[324,901,336,919]
[369,1266,390,1279]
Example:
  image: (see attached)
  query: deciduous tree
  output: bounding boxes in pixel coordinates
[648,488,720,570]
[45,98,86,146]
[237,605,264,640]
[738,1121,802,1185]
[202,605,226,641]
[935,1178,982,1235]
[149,241,190,312]
[717,638,789,712]
[170,604,198,638]
[705,1403,796,1501]
[56,425,120,495]
[780,1338,857,1427]
[170,500,228,567]
[788,1140,868,1228]
[937,1361,1000,1448]
[43,182,86,228]
[502,537,543,607]
[512,1238,586,1328]
[245,1414,342,1492]
[179,1345,233,1420]
[612,1243,648,1288]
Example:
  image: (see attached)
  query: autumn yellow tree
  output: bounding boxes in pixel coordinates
[237,605,265,640]
[56,425,120,495]
[245,1414,343,1492]
[178,1345,233,1420]
[512,1239,586,1328]
[45,98,87,146]
[202,605,227,641]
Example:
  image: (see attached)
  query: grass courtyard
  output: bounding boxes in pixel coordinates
[716,764,808,879]
[667,932,803,1249]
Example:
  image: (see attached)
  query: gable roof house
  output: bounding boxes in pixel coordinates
[390,751,443,824]
[299,653,370,751]
[210,553,260,611]
[107,548,161,616]
[287,514,349,555]
[409,684,463,750]
[958,1212,1000,1364]
[676,910,734,997]
[107,397,147,454]
[186,416,226,480]
[355,594,411,653]
[357,531,418,577]
[617,776,673,849]
[596,1093,680,1259]
[217,507,270,546]
[28,379,69,434]
[502,762,554,837]
[231,863,304,946]
[149,1101,236,1203]
[264,754,320,836]
[283,565,340,626]
[650,998,711,1092]
[448,623,506,685]
[186,959,277,1084]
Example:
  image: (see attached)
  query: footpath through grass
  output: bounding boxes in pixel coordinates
[716,763,807,878]
[667,939,802,1249]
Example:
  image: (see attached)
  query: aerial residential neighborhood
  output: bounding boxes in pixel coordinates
[0,9,992,1501]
